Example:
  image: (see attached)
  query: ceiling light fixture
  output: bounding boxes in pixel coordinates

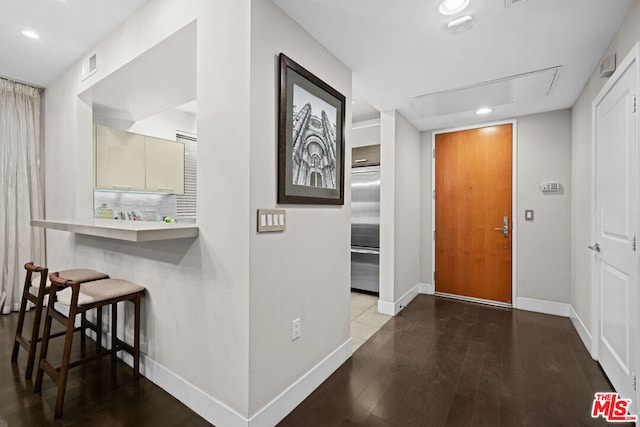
[475,107,493,115]
[439,0,470,16]
[21,29,40,39]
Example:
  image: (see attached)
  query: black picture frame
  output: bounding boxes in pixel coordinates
[278,53,346,205]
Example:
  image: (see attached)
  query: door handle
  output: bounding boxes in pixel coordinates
[494,216,509,237]
[588,243,601,253]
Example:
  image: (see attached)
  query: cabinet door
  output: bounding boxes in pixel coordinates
[145,136,185,194]
[352,144,380,168]
[95,125,146,191]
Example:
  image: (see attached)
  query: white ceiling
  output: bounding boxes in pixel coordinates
[0,0,149,87]
[1,0,635,130]
[273,0,636,130]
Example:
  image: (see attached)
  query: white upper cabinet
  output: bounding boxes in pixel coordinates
[95,125,185,194]
[95,125,146,191]
[145,136,185,195]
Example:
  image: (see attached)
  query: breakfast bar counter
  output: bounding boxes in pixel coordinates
[31,218,199,242]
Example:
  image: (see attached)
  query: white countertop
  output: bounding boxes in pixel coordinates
[31,218,199,242]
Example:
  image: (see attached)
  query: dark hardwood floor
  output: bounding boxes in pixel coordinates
[2,295,627,426]
[281,295,625,427]
[1,308,211,426]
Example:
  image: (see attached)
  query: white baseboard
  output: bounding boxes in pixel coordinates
[418,282,435,295]
[569,305,594,358]
[378,283,434,315]
[141,351,248,427]
[377,299,396,316]
[248,339,352,427]
[378,284,418,315]
[515,297,571,317]
[88,329,351,427]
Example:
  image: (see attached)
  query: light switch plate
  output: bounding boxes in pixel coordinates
[257,209,286,232]
[525,209,534,221]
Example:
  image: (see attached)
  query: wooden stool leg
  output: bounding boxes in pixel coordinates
[24,283,47,379]
[80,312,87,347]
[134,294,140,381]
[11,280,31,362]
[54,305,78,418]
[111,302,118,365]
[96,306,103,354]
[34,305,54,393]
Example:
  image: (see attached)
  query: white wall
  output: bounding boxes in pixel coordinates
[571,0,640,332]
[517,110,572,303]
[248,0,351,416]
[379,111,421,306]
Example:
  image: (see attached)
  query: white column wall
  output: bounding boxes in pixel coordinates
[393,113,422,300]
[379,111,397,303]
[379,111,421,306]
[44,0,253,417]
[248,0,352,416]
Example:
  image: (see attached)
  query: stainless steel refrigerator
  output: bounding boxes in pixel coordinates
[351,166,380,293]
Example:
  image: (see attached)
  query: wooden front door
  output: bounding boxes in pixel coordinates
[435,124,513,304]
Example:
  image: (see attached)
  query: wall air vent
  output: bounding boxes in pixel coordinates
[505,0,528,8]
[600,54,616,78]
[82,51,98,81]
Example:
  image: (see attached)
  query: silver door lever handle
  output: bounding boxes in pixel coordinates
[588,243,601,252]
[494,216,509,237]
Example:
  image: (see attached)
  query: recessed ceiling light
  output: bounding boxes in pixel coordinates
[439,0,470,16]
[21,29,40,39]
[475,107,493,115]
[352,98,358,105]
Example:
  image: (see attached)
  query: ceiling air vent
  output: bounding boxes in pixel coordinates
[505,0,528,8]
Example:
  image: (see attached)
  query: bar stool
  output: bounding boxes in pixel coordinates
[34,273,145,418]
[11,262,108,379]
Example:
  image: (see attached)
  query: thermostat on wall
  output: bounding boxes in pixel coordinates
[540,181,560,193]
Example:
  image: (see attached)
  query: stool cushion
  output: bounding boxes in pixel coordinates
[57,279,144,307]
[28,269,108,294]
[57,269,109,283]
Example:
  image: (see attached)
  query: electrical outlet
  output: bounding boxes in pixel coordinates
[292,318,301,341]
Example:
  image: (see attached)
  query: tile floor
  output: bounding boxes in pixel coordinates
[350,291,391,352]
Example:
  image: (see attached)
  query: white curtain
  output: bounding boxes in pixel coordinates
[0,78,45,314]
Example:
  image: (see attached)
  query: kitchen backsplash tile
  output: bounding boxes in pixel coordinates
[94,191,177,221]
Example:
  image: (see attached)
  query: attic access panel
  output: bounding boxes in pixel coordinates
[408,66,560,118]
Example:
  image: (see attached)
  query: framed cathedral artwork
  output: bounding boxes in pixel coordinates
[278,53,346,205]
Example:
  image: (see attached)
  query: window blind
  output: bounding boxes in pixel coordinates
[176,132,197,220]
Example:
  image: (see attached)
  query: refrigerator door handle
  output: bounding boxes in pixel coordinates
[351,247,380,255]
